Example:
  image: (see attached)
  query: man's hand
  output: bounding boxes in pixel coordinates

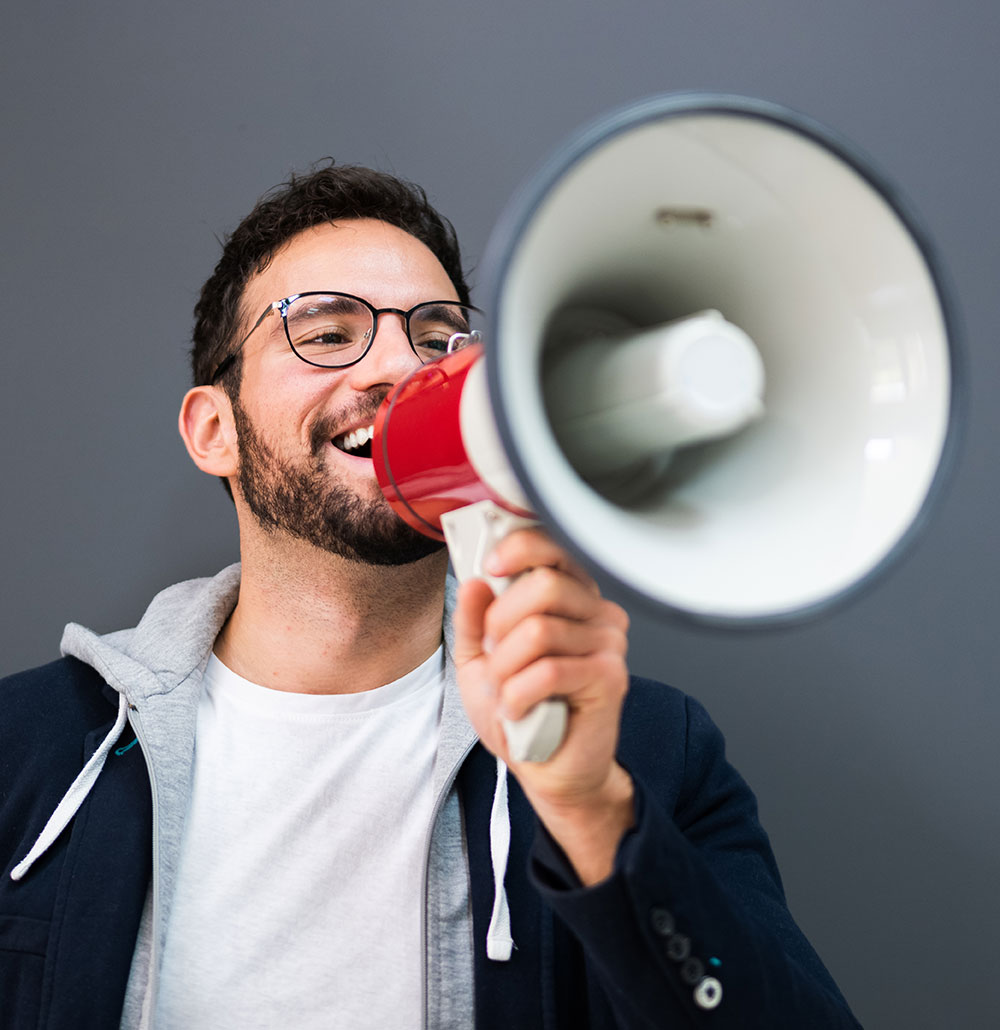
[453,527,634,885]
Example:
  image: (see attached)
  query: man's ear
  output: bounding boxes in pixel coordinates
[178,386,239,478]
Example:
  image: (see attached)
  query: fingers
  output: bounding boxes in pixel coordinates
[452,525,630,773]
[485,610,628,710]
[455,526,627,663]
[485,527,598,594]
[482,565,600,644]
[463,530,630,721]
[500,649,629,723]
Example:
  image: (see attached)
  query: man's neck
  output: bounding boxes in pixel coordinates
[215,533,450,695]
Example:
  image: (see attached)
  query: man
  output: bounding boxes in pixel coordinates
[0,164,861,1029]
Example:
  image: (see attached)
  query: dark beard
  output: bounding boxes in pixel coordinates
[231,393,444,566]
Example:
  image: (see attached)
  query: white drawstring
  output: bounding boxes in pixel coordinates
[486,755,514,961]
[10,692,130,881]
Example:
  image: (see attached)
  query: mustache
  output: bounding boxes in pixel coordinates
[310,389,390,455]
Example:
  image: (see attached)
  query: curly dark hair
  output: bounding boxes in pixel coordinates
[191,161,470,391]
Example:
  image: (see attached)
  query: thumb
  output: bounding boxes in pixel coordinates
[452,579,496,666]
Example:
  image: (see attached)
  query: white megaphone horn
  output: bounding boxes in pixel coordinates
[373,92,963,764]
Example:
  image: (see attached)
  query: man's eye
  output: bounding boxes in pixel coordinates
[296,328,355,349]
[414,334,451,353]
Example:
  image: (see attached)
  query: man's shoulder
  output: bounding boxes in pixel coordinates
[624,673,687,709]
[2,653,107,691]
[1,656,114,741]
[621,673,692,735]
[619,674,727,786]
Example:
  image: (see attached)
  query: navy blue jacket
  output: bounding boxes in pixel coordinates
[1,656,861,1029]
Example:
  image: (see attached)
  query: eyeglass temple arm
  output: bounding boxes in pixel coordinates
[209,301,284,384]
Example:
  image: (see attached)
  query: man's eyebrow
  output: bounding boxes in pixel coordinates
[293,294,367,315]
[416,302,468,325]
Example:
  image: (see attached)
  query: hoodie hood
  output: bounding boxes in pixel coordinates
[61,563,244,705]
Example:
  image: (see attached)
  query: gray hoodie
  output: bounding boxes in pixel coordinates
[21,563,506,1030]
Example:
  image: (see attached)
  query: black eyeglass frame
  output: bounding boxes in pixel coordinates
[209,291,483,384]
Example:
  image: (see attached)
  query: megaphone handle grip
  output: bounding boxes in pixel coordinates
[500,699,569,765]
[440,500,570,763]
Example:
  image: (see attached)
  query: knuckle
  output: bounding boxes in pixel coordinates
[600,599,629,633]
[532,565,562,600]
[523,614,552,650]
[533,656,563,692]
[597,650,629,690]
[601,625,628,656]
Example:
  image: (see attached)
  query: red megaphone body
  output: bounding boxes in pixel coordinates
[372,342,532,540]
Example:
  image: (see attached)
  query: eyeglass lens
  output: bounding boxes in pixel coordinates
[284,294,478,367]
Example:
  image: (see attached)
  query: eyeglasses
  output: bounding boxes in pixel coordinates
[209,292,484,384]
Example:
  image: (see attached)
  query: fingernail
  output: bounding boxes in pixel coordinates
[483,635,495,654]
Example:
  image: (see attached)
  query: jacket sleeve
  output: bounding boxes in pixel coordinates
[528,689,862,1029]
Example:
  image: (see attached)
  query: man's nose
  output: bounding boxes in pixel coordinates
[346,311,421,389]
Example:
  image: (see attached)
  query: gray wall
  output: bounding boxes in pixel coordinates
[2,2,997,1027]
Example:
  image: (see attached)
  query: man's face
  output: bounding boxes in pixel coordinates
[229,219,457,565]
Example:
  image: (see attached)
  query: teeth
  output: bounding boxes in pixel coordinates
[337,425,374,453]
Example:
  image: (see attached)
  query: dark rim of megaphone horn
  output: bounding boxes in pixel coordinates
[479,91,965,628]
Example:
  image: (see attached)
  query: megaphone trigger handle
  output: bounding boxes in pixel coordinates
[440,499,539,593]
[441,500,570,763]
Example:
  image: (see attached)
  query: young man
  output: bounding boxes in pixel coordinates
[0,165,861,1029]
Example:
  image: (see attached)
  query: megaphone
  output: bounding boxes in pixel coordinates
[373,92,962,761]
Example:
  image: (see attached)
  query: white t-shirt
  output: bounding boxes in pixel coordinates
[154,647,445,1030]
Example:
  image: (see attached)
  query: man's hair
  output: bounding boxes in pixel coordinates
[190,161,471,391]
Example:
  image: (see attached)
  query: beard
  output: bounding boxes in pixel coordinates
[231,392,445,567]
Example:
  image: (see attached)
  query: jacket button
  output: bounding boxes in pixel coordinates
[694,976,723,1010]
[681,957,705,986]
[650,907,676,937]
[666,934,691,962]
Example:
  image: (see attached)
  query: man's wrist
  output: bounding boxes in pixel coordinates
[532,764,636,887]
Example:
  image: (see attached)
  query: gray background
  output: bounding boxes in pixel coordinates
[2,2,997,1027]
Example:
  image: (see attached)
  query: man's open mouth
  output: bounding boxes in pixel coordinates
[332,424,374,458]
